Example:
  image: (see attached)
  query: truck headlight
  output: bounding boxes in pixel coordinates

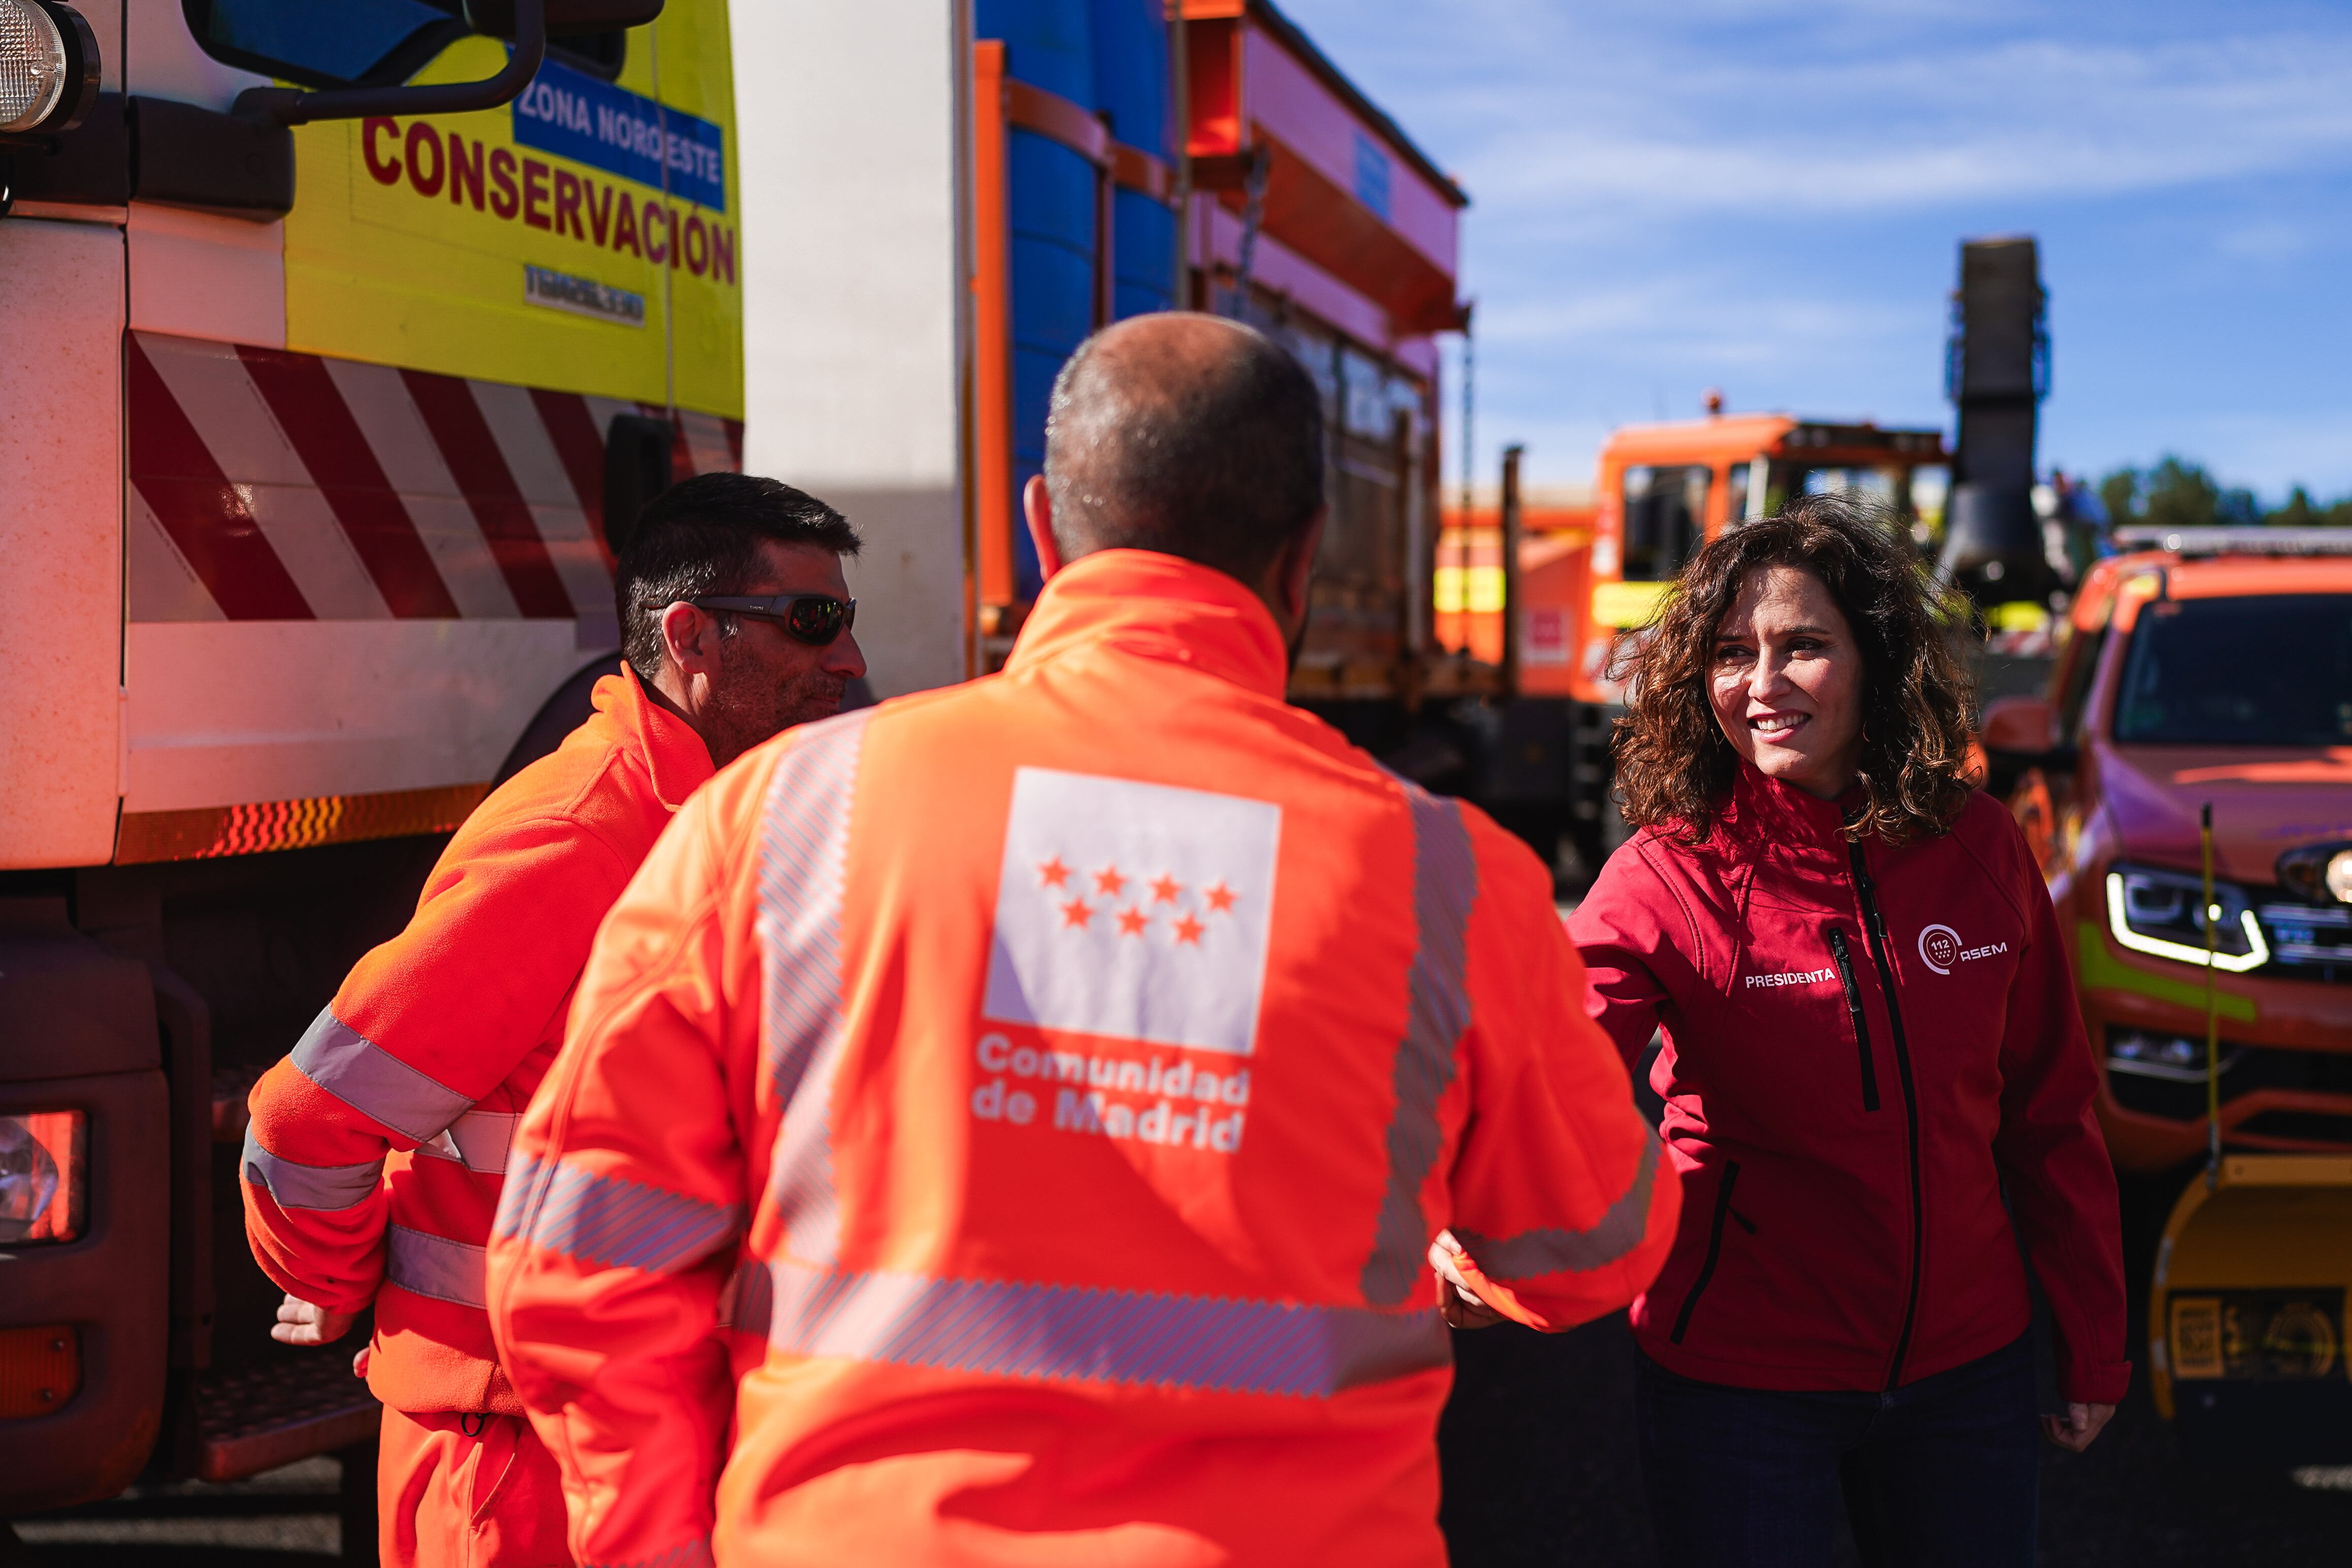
[0,1111,84,1245]
[2106,865,2270,974]
[0,0,99,137]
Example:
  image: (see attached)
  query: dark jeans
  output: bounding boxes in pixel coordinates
[1633,1334,2039,1568]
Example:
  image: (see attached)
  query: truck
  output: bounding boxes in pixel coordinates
[0,0,746,1522]
[0,0,1472,1529]
[1980,527,2352,1464]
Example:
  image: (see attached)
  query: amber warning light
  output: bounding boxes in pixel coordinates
[0,1110,86,1245]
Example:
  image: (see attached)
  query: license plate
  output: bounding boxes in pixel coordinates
[2170,1290,2345,1381]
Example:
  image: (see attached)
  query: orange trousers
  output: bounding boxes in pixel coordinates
[377,1406,573,1567]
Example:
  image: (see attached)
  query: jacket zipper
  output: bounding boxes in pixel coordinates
[1848,842,1924,1390]
[1669,1159,1740,1345]
[1827,927,1880,1112]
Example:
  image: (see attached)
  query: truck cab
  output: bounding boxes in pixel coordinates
[1984,531,2352,1172]
[1567,412,1949,705]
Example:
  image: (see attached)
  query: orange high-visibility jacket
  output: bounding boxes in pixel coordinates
[487,551,1679,1567]
[243,668,712,1414]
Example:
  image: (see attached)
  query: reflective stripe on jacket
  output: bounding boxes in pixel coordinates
[243,666,712,1414]
[486,551,1679,1568]
[1570,765,2130,1404]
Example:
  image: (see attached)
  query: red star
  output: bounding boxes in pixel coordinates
[1202,881,1238,914]
[1038,856,1070,889]
[1093,864,1126,897]
[1171,913,1205,946]
[1060,898,1094,929]
[1116,906,1150,937]
[1149,874,1182,904]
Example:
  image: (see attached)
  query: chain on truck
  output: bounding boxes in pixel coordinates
[0,0,743,1517]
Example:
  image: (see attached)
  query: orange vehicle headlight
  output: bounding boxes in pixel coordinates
[0,1110,86,1245]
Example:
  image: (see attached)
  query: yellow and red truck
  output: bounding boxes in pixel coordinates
[0,0,746,1514]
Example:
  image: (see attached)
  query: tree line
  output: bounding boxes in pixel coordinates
[2094,456,2352,530]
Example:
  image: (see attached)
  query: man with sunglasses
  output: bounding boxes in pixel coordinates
[488,316,1673,1568]
[242,471,862,1566]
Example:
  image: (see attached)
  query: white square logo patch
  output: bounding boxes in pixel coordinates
[981,767,1282,1055]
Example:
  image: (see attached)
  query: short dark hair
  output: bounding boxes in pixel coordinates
[1043,315,1325,582]
[616,472,862,682]
[1612,492,1978,845]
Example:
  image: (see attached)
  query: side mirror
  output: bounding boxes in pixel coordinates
[466,0,663,39]
[1981,694,2075,771]
[237,0,547,127]
[1981,695,2053,755]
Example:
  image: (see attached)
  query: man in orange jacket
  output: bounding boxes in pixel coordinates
[242,472,866,1566]
[486,314,1679,1567]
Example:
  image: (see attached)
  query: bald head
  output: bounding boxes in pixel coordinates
[1042,313,1325,584]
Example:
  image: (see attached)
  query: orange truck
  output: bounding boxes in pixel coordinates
[1981,527,2352,1464]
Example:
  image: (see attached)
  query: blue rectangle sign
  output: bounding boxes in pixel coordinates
[1353,131,1392,222]
[512,57,726,214]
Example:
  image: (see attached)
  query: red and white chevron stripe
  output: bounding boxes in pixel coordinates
[126,330,742,624]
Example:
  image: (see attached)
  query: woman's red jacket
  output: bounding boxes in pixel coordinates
[1569,766,2131,1404]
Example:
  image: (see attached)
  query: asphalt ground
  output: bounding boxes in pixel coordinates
[12,1317,2349,1568]
[10,1071,2346,1564]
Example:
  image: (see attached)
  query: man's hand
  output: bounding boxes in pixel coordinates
[271,1294,358,1348]
[1428,1230,1507,1329]
[2042,1401,2115,1452]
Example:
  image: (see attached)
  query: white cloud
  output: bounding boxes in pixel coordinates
[1274,0,2352,497]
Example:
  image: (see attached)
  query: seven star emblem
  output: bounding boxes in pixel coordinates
[1045,856,1246,948]
[984,768,1280,1053]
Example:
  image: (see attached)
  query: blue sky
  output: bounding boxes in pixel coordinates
[1276,0,2352,501]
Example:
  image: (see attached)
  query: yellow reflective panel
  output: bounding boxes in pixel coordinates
[1593,579,1672,629]
[284,4,741,420]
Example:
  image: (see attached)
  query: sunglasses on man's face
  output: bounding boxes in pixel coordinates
[690,593,857,647]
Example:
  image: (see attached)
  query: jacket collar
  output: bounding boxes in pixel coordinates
[588,665,714,811]
[1721,760,1860,851]
[1003,550,1289,701]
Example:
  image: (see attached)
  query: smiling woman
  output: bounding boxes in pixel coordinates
[1569,492,2133,1566]
[1613,493,1976,845]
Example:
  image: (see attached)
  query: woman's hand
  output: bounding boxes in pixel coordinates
[271,1293,357,1348]
[2041,1402,2114,1452]
[1428,1230,1507,1329]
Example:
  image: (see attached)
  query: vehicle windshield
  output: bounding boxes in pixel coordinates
[2113,593,2352,747]
[183,0,626,90]
[183,0,468,89]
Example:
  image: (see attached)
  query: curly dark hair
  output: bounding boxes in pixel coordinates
[1612,492,1978,845]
